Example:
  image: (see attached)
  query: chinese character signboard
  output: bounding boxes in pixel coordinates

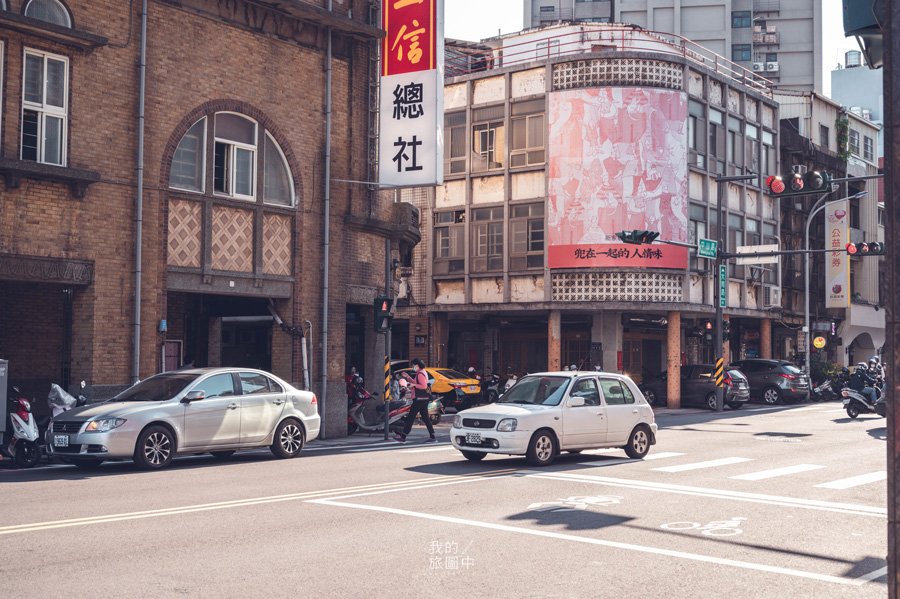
[547,87,689,269]
[379,0,444,187]
[825,200,850,308]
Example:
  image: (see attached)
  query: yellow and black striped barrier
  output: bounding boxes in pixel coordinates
[715,358,725,387]
[384,355,391,402]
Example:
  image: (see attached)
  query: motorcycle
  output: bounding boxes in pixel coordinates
[842,387,885,419]
[484,373,503,403]
[347,376,412,435]
[1,387,42,468]
[811,379,836,402]
[38,382,88,459]
[504,373,518,393]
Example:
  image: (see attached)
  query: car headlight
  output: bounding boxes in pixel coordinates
[85,418,126,432]
[453,415,463,428]
[497,418,517,432]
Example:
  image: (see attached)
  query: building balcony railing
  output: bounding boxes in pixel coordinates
[753,0,781,12]
[445,26,775,96]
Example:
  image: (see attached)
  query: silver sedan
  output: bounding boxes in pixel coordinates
[47,368,320,470]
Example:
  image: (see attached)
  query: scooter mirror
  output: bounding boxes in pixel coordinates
[80,380,86,389]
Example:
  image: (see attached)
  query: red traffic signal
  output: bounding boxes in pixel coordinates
[766,175,785,194]
[766,171,830,197]
[846,242,884,256]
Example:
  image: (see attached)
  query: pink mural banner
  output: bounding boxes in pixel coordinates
[548,87,689,269]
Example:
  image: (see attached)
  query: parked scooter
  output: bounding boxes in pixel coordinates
[39,382,88,459]
[504,372,518,393]
[811,379,836,402]
[1,387,41,468]
[842,387,885,419]
[484,373,503,403]
[347,375,411,435]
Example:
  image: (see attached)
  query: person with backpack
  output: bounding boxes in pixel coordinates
[395,358,437,443]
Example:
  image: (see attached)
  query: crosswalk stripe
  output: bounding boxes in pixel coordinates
[789,406,829,412]
[400,445,455,453]
[653,457,753,473]
[815,471,887,490]
[577,452,685,468]
[729,464,826,481]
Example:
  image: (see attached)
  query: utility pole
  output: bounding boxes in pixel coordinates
[714,174,756,412]
[883,1,898,593]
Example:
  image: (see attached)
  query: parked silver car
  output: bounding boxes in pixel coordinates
[47,368,320,470]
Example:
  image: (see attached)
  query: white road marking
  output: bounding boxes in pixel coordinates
[400,445,455,453]
[854,566,888,583]
[577,452,684,467]
[308,497,880,587]
[729,464,826,481]
[305,441,399,452]
[653,457,753,472]
[526,472,886,518]
[824,409,848,413]
[815,471,887,490]
[788,406,830,412]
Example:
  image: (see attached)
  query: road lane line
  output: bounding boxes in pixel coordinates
[577,452,684,467]
[824,409,848,413]
[854,566,888,583]
[788,406,829,412]
[729,464,826,481]
[0,471,516,536]
[525,472,885,517]
[815,471,887,490]
[308,498,879,587]
[400,446,456,453]
[653,457,753,472]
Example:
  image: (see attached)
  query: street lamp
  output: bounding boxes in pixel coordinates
[804,190,868,377]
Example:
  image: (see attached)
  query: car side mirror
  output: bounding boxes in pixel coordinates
[182,390,206,403]
[569,397,585,407]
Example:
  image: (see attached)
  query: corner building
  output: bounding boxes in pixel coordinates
[401,25,781,404]
[0,0,415,437]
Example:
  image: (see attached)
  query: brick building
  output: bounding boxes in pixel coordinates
[0,0,418,437]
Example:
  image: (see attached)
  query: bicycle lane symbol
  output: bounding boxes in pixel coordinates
[661,518,747,537]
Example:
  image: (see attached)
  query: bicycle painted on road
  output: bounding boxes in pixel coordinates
[661,517,746,536]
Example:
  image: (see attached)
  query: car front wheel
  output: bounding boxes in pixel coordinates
[624,426,651,459]
[134,425,175,470]
[526,430,556,466]
[270,419,304,459]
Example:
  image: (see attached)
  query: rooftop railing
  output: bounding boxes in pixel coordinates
[445,27,775,97]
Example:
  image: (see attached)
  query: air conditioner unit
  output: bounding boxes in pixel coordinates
[766,62,779,72]
[753,62,765,72]
[763,285,782,308]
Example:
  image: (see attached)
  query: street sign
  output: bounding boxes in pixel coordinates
[735,244,779,265]
[698,238,717,259]
[719,265,727,308]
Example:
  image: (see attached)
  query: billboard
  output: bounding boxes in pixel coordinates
[548,88,688,269]
[825,200,850,308]
[379,0,444,187]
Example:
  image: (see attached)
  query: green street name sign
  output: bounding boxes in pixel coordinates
[719,265,727,308]
[698,239,717,259]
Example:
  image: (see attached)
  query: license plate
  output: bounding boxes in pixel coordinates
[53,435,69,447]
[466,433,482,445]
[468,385,478,392]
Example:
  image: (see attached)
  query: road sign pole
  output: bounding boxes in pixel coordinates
[384,237,392,441]
[715,180,725,413]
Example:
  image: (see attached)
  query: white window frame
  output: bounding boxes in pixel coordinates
[262,131,294,207]
[169,117,207,194]
[21,48,68,166]
[213,112,257,201]
[849,128,860,156]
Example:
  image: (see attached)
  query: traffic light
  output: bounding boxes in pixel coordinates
[845,241,884,256]
[615,230,660,245]
[723,320,731,342]
[702,320,713,341]
[766,171,831,198]
[373,295,394,332]
[843,0,883,69]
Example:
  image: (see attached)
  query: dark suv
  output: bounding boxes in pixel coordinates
[639,365,750,410]
[730,359,810,404]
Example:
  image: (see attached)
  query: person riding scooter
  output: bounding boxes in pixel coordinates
[850,362,878,405]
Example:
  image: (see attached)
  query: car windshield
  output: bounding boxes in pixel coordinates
[499,376,570,406]
[435,369,468,379]
[113,374,196,402]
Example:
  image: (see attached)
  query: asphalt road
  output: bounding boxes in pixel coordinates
[1,400,888,599]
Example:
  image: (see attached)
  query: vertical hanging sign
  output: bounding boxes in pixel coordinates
[379,0,444,187]
[825,200,850,308]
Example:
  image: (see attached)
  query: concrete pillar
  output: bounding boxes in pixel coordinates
[431,312,449,367]
[207,317,221,367]
[601,312,623,373]
[591,313,603,369]
[760,318,772,360]
[667,311,681,409]
[548,310,562,371]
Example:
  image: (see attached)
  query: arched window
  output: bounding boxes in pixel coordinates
[24,0,72,28]
[0,2,8,11]
[169,111,294,206]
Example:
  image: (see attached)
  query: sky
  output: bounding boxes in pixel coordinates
[445,0,862,98]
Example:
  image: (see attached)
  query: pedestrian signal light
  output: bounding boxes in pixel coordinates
[373,295,394,333]
[723,320,731,342]
[705,321,713,330]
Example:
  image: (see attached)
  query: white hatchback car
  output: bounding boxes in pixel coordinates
[450,371,657,466]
